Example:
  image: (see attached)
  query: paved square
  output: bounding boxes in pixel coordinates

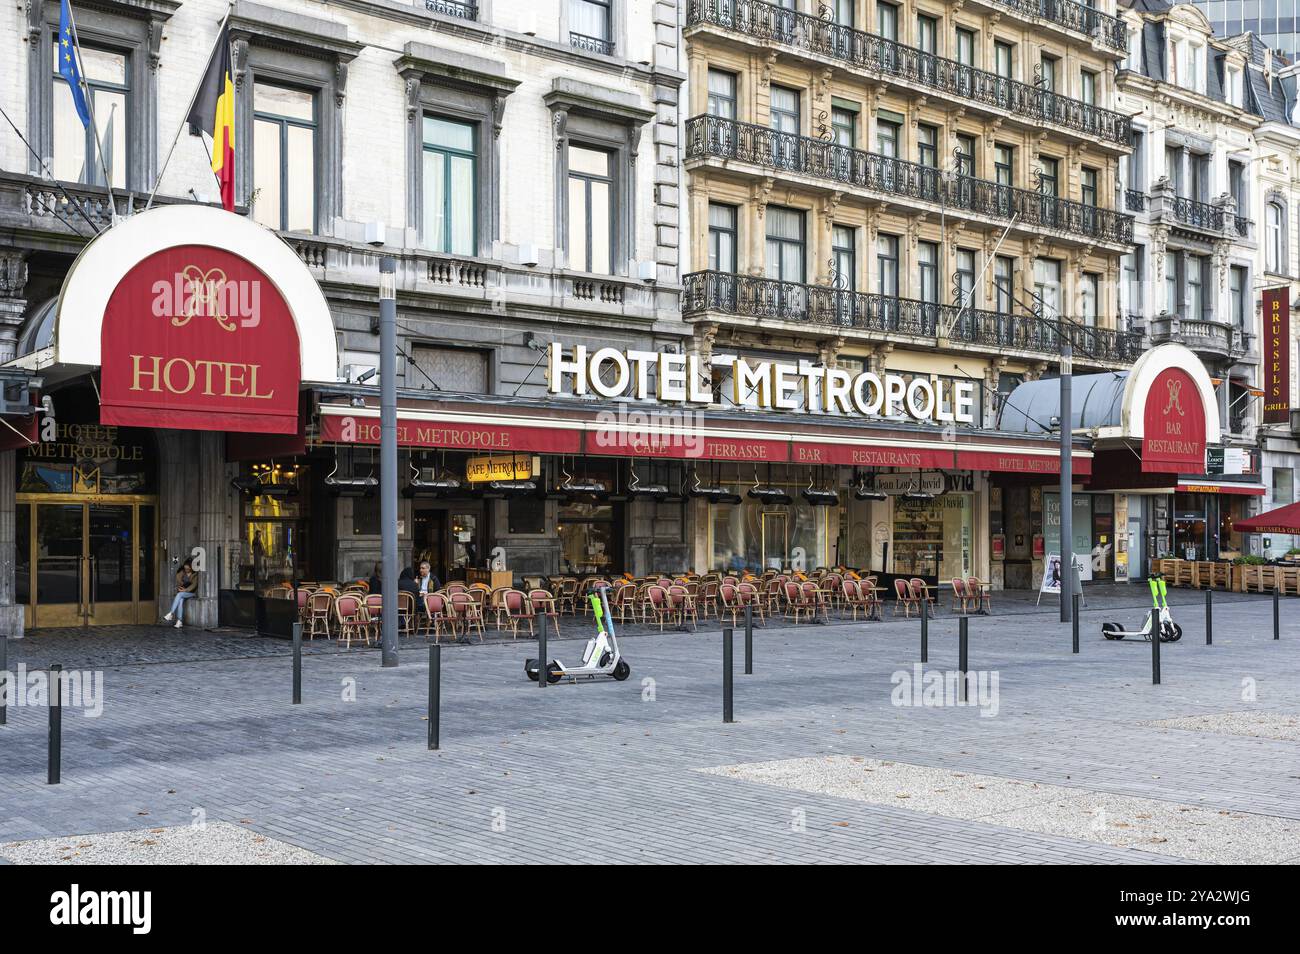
[1,589,1298,864]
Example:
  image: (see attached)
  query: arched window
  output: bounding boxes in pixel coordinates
[1267,200,1286,274]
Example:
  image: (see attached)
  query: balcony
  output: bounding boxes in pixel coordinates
[977,0,1128,54]
[686,116,1133,246]
[1135,181,1254,240]
[425,0,477,19]
[570,31,615,56]
[1145,314,1251,363]
[682,270,1142,366]
[684,0,1131,149]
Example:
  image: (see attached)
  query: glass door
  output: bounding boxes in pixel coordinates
[761,511,789,571]
[34,503,85,627]
[87,503,136,624]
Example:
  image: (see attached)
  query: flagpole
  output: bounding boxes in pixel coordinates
[64,2,118,225]
[146,5,235,212]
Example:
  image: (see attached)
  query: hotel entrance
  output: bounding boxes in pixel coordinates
[16,497,158,627]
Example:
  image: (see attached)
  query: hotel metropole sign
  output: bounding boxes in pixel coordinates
[546,344,977,424]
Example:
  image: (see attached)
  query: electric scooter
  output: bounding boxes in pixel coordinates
[525,583,631,684]
[1101,574,1183,642]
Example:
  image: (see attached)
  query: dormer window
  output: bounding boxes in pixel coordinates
[1226,66,1243,107]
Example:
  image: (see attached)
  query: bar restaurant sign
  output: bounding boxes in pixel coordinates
[547,344,977,424]
[465,454,538,483]
[1263,286,1290,425]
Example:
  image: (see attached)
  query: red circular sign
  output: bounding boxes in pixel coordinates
[100,245,302,434]
[1142,366,1206,473]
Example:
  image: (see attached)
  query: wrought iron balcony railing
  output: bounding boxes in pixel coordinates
[425,0,478,18]
[682,271,1142,364]
[686,116,1134,245]
[1124,189,1146,212]
[570,31,615,56]
[1172,195,1222,231]
[984,0,1128,53]
[685,0,1131,147]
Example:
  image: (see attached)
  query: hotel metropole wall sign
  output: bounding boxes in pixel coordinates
[546,344,978,424]
[99,246,302,434]
[1262,286,1291,425]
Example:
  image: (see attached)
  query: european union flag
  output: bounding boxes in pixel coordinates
[57,0,90,128]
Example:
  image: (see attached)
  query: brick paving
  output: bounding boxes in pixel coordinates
[0,588,1297,864]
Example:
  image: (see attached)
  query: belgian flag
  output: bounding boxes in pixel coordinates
[186,24,235,212]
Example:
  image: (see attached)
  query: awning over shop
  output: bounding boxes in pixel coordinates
[998,343,1220,477]
[1234,501,1300,533]
[315,400,1092,475]
[1175,481,1266,496]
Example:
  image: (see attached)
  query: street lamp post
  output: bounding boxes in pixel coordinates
[1060,334,1073,624]
[379,257,399,667]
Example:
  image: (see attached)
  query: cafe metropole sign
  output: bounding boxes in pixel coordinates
[545,344,978,424]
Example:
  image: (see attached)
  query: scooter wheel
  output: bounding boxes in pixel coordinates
[1101,622,1124,640]
[1162,623,1183,643]
[525,658,539,681]
[612,659,631,681]
[545,662,563,684]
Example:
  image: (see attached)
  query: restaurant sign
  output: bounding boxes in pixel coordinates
[547,344,977,424]
[465,454,538,483]
[1141,366,1207,474]
[1262,286,1290,425]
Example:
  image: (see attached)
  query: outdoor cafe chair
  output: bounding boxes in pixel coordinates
[698,579,720,619]
[449,591,485,642]
[736,581,765,625]
[841,579,868,621]
[966,577,991,614]
[420,593,453,643]
[801,580,830,623]
[502,589,534,639]
[909,578,936,617]
[397,590,417,637]
[529,589,561,636]
[334,593,371,648]
[644,584,677,631]
[667,584,697,632]
[306,591,334,639]
[950,578,969,613]
[893,578,920,618]
[783,580,809,624]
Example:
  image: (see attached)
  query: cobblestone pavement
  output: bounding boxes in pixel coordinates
[1,589,1297,863]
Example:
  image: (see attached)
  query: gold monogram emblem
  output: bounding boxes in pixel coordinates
[173,266,238,332]
[1162,377,1184,417]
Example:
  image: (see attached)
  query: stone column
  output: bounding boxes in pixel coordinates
[0,250,28,636]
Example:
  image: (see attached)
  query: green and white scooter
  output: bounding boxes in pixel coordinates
[525,584,631,684]
[1101,574,1183,642]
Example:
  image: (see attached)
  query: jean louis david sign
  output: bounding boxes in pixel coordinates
[546,344,977,424]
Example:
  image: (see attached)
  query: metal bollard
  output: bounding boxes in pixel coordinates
[428,644,441,751]
[1205,589,1212,646]
[958,617,969,702]
[48,664,62,784]
[0,635,7,727]
[1072,593,1079,654]
[744,603,753,675]
[920,606,929,664]
[292,622,302,705]
[1275,586,1281,640]
[537,611,548,690]
[1151,609,1161,685]
[723,627,734,724]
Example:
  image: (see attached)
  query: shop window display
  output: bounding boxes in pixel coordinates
[892,494,972,580]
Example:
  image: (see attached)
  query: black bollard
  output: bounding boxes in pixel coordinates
[744,603,753,675]
[1071,593,1079,654]
[428,644,440,751]
[920,606,929,663]
[958,616,969,702]
[1274,586,1281,640]
[537,611,548,690]
[1205,589,1212,646]
[48,664,62,784]
[292,622,302,705]
[0,635,7,727]
[723,627,734,724]
[1151,609,1161,685]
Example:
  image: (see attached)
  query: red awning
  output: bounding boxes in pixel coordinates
[1176,482,1266,496]
[1233,502,1300,533]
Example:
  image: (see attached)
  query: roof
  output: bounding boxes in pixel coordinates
[998,373,1128,434]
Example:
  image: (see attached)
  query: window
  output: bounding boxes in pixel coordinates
[916,14,938,54]
[917,124,938,167]
[1165,252,1178,313]
[994,255,1014,313]
[1129,129,1145,192]
[1273,467,1294,506]
[877,234,899,297]
[52,44,128,190]
[1165,145,1182,193]
[1229,160,1247,216]
[877,2,898,41]
[1267,201,1285,273]
[876,114,901,157]
[1080,273,1099,326]
[831,225,856,291]
[956,28,976,67]
[918,240,939,302]
[1188,256,1204,319]
[707,69,737,119]
[769,85,800,133]
[1081,167,1098,206]
[708,203,737,273]
[1227,66,1243,106]
[1039,54,1057,92]
[1230,265,1246,327]
[994,144,1013,186]
[954,249,976,307]
[955,133,976,177]
[831,105,857,147]
[1034,258,1062,318]
[832,0,854,26]
[1080,70,1096,106]
[570,0,614,55]
[253,83,317,232]
[1039,156,1059,196]
[421,116,476,254]
[567,144,614,274]
[1122,248,1144,316]
[994,41,1014,79]
[765,205,805,283]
